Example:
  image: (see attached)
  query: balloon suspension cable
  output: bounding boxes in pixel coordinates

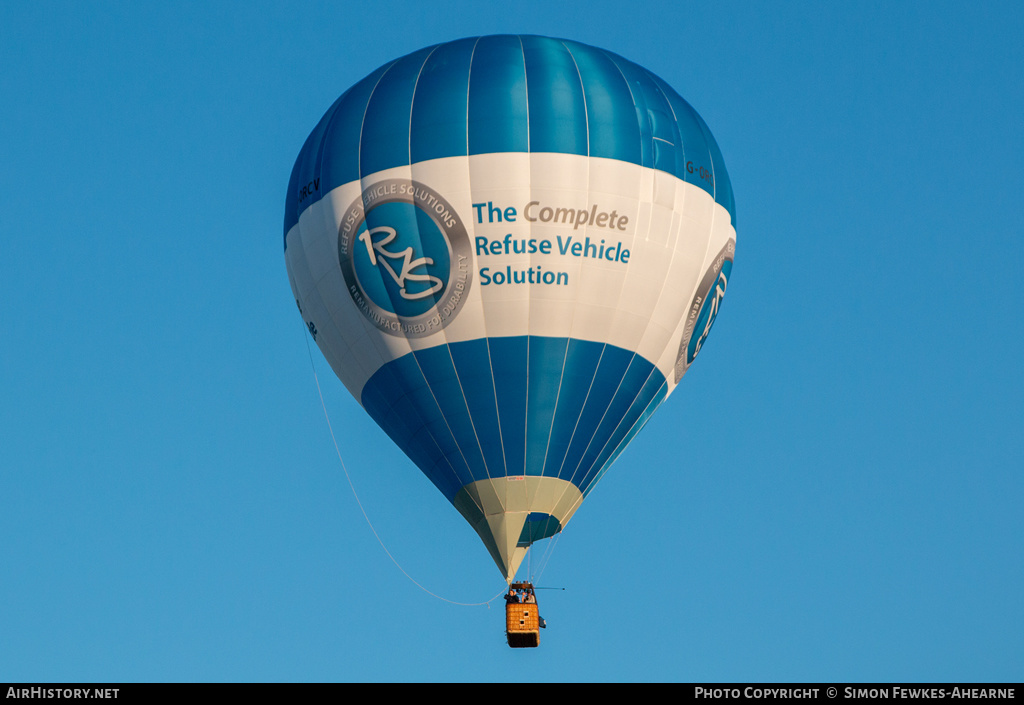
[302,329,507,608]
[526,529,563,584]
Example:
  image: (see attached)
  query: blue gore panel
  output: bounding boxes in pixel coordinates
[563,40,641,166]
[649,74,718,207]
[468,35,529,155]
[598,376,668,489]
[284,35,736,239]
[448,339,506,477]
[316,63,393,206]
[696,102,737,226]
[359,336,666,502]
[579,364,668,497]
[524,337,570,475]
[489,335,528,477]
[556,344,633,484]
[539,338,605,478]
[360,47,435,176]
[410,37,476,163]
[572,354,657,486]
[613,59,655,172]
[362,351,469,499]
[283,89,350,248]
[522,36,588,156]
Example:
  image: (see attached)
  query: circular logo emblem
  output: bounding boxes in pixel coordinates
[674,239,735,383]
[338,179,472,337]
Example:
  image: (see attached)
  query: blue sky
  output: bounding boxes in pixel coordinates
[2,0,1022,683]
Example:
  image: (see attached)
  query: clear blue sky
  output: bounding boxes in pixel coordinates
[2,0,1022,683]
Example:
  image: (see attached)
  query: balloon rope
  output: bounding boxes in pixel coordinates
[302,330,505,607]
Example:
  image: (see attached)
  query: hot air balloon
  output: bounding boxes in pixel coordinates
[283,35,736,585]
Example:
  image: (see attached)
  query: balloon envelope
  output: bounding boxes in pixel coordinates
[284,35,736,581]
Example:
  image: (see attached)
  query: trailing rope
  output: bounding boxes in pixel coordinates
[302,328,506,607]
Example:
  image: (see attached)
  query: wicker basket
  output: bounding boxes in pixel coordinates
[505,582,541,648]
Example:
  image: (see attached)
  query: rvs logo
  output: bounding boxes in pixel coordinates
[338,179,472,337]
[674,239,735,383]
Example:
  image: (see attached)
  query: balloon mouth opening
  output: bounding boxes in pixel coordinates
[518,513,562,547]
